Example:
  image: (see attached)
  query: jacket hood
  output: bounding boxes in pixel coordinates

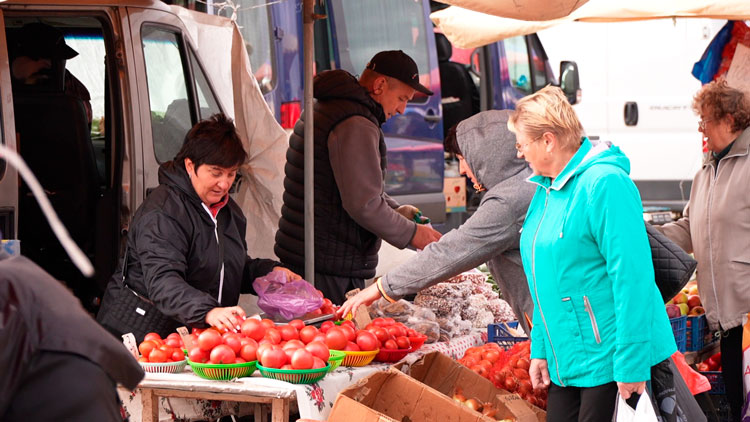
[313,69,386,125]
[158,161,203,205]
[530,138,632,190]
[456,110,529,190]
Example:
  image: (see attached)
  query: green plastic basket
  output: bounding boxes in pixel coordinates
[188,360,257,380]
[256,363,330,384]
[140,359,187,374]
[328,350,346,372]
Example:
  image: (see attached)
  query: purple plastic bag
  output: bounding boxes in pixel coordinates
[252,271,323,320]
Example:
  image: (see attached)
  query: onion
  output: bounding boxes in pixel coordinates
[482,403,497,418]
[453,386,466,403]
[464,398,483,412]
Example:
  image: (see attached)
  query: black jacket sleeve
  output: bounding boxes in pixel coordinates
[241,257,281,294]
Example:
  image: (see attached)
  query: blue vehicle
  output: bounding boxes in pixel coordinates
[213,0,580,226]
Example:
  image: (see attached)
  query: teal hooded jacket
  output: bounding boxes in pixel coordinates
[520,138,676,387]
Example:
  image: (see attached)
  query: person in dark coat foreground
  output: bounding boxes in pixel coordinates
[98,114,300,341]
[0,248,144,421]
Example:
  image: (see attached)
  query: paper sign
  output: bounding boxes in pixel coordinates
[726,43,750,96]
[176,326,193,351]
[122,333,139,359]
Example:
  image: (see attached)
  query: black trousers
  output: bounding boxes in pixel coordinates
[720,325,744,422]
[3,351,122,421]
[547,381,618,422]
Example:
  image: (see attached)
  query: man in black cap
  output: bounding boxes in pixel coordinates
[10,22,92,124]
[274,50,443,305]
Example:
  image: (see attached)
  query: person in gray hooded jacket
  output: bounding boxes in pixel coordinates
[338,110,536,334]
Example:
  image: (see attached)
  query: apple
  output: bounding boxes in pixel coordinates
[687,295,702,309]
[688,285,699,296]
[677,303,689,316]
[688,306,706,316]
[665,304,681,318]
[672,292,688,304]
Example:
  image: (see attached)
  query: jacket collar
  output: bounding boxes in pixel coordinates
[528,137,594,191]
[703,126,750,168]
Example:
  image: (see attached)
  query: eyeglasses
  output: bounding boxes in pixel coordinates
[515,136,541,153]
[699,118,715,130]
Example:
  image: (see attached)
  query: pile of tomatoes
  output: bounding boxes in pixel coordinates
[137,332,186,363]
[458,341,547,410]
[361,317,426,350]
[696,352,722,372]
[307,289,338,316]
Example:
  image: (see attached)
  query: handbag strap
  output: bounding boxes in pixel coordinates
[117,243,155,305]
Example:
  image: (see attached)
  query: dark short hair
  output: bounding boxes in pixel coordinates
[444,123,461,155]
[693,79,750,132]
[175,113,247,172]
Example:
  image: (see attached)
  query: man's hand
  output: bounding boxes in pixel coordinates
[272,266,303,281]
[337,282,382,319]
[205,306,246,332]
[396,205,420,220]
[410,224,442,250]
[529,358,551,390]
[617,381,646,400]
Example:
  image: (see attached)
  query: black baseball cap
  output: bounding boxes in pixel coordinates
[14,23,78,60]
[365,50,433,96]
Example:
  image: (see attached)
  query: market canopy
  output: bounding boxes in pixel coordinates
[432,0,589,21]
[432,0,750,48]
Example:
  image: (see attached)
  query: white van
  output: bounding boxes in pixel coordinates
[538,19,727,211]
[0,0,285,313]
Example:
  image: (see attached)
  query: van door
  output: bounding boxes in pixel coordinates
[0,9,17,241]
[314,0,446,222]
[125,6,223,192]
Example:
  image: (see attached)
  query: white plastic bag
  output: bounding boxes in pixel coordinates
[615,391,658,422]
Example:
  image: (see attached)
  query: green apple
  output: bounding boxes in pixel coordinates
[677,303,689,316]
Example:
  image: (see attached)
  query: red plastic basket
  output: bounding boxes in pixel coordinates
[408,335,428,351]
[374,347,413,363]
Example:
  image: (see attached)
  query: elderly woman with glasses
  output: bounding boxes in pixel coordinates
[509,86,675,421]
[658,79,750,421]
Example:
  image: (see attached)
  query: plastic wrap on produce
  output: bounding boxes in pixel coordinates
[367,298,441,343]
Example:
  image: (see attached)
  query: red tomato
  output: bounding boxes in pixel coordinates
[320,321,335,333]
[191,328,204,335]
[137,356,149,363]
[288,319,305,331]
[278,325,299,341]
[209,344,236,364]
[312,333,327,343]
[355,331,379,351]
[344,341,360,351]
[197,330,222,352]
[165,337,182,348]
[305,341,330,361]
[372,318,386,327]
[264,328,282,344]
[235,357,246,364]
[340,325,356,342]
[240,319,266,341]
[325,327,348,350]
[383,317,396,326]
[260,319,276,329]
[282,339,305,350]
[299,326,318,344]
[138,340,157,358]
[171,350,184,361]
[395,336,411,350]
[223,334,243,355]
[384,339,398,350]
[260,349,287,369]
[369,327,389,344]
[256,343,276,362]
[311,356,326,369]
[340,320,355,330]
[281,364,294,370]
[291,349,314,369]
[239,341,258,362]
[385,326,402,338]
[148,348,169,363]
[188,347,208,363]
[144,332,162,342]
[283,348,296,361]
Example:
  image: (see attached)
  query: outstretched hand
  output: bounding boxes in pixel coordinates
[272,266,302,281]
[337,282,382,319]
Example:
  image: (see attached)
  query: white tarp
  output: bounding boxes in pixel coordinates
[432,0,750,48]
[433,0,589,21]
[171,6,287,260]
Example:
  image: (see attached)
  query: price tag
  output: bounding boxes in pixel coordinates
[176,326,193,351]
[122,332,139,359]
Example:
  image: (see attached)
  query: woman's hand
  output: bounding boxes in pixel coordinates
[272,266,302,281]
[396,204,420,220]
[529,358,551,390]
[337,282,382,319]
[205,306,246,332]
[617,381,646,399]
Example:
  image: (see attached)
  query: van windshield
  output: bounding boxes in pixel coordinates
[329,0,431,104]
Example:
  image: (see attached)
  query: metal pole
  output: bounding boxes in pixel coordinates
[303,0,315,286]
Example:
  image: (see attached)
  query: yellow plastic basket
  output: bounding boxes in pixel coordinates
[256,363,330,384]
[188,360,257,380]
[140,359,187,374]
[328,350,346,372]
[339,349,379,367]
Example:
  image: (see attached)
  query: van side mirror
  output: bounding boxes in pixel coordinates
[559,61,580,105]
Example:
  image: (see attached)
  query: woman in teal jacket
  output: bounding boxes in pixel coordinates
[508,86,676,421]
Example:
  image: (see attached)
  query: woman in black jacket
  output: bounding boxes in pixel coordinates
[98,114,299,341]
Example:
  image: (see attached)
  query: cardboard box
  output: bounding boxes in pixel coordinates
[395,351,546,422]
[444,177,467,213]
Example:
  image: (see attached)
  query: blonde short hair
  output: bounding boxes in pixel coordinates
[508,85,584,152]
